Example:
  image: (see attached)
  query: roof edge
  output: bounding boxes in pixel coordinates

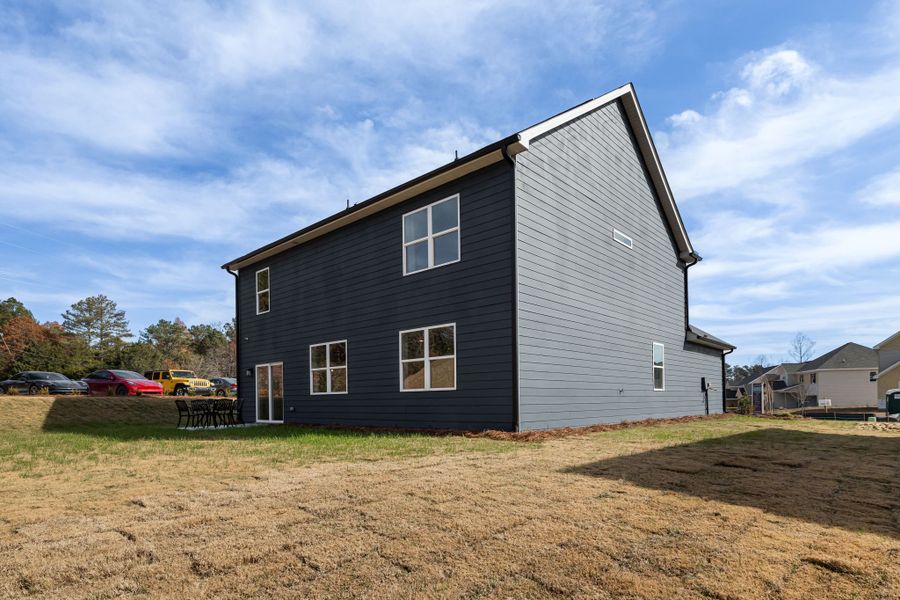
[686,324,735,351]
[223,134,519,270]
[223,82,695,269]
[874,330,900,350]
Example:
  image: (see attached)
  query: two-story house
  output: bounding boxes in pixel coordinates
[874,330,900,401]
[222,83,734,431]
[748,342,877,411]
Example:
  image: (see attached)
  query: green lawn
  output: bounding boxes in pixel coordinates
[0,422,517,478]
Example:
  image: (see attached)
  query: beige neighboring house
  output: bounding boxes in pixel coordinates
[748,342,878,411]
[874,331,900,400]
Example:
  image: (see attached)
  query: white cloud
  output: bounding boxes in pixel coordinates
[0,53,201,155]
[857,167,900,206]
[659,48,900,200]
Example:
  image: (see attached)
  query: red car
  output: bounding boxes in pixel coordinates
[82,370,164,396]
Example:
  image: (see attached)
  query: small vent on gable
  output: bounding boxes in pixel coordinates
[613,228,633,249]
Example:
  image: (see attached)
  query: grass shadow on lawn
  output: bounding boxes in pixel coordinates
[563,427,900,539]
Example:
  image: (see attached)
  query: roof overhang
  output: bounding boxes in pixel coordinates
[874,330,900,350]
[223,83,694,270]
[685,324,735,351]
[876,360,900,380]
[516,83,694,260]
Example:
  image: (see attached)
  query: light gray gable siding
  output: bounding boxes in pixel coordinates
[515,99,722,429]
[235,161,516,430]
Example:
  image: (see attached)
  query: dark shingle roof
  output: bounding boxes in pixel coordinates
[799,342,877,371]
[686,324,735,350]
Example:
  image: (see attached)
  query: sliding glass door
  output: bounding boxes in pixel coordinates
[256,362,284,423]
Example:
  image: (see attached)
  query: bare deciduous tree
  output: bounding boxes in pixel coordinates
[788,332,816,364]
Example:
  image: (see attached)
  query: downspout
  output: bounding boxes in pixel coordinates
[226,267,241,414]
[680,251,701,331]
[501,144,519,431]
[721,347,734,414]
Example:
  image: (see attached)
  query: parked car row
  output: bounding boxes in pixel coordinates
[0,370,237,397]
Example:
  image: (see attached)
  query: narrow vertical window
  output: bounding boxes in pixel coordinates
[652,342,665,391]
[256,267,270,315]
[310,340,348,394]
[402,195,460,275]
[400,324,456,390]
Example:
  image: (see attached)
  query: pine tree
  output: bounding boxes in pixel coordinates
[61,295,131,350]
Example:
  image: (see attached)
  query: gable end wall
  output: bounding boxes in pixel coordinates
[514,99,722,429]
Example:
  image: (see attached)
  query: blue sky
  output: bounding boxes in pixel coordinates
[1,0,899,365]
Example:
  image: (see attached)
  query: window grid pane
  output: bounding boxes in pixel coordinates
[400,324,456,391]
[311,341,348,394]
[403,195,460,275]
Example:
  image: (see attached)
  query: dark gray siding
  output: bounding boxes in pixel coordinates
[515,99,723,429]
[236,162,515,430]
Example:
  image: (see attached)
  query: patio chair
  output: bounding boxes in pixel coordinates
[190,399,211,428]
[175,399,194,429]
[213,399,232,427]
[233,397,245,425]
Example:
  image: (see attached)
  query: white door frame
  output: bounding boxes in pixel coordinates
[255,362,284,423]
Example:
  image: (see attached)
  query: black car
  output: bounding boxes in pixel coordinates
[0,371,89,395]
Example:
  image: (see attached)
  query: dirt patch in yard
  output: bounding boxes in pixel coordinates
[0,416,898,599]
[289,413,733,442]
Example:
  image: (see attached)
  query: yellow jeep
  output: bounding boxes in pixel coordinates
[144,369,214,396]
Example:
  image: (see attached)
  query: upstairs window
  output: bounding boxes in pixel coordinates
[256,268,270,314]
[652,342,665,391]
[613,228,633,249]
[811,373,817,383]
[403,195,460,275]
[310,340,348,394]
[400,324,456,390]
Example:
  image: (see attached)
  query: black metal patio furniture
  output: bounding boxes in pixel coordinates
[175,399,196,429]
[190,399,213,428]
[233,397,244,425]
[212,398,234,427]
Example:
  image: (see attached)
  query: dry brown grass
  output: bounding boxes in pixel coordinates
[1,399,898,599]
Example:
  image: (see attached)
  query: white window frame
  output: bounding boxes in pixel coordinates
[613,228,633,249]
[256,267,270,315]
[309,340,348,395]
[398,323,457,391]
[652,342,665,391]
[255,362,284,423]
[402,194,461,276]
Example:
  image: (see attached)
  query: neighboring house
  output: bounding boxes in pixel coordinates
[222,83,734,431]
[748,343,877,411]
[874,330,900,400]
[725,373,756,410]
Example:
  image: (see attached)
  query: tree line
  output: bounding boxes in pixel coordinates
[0,296,235,380]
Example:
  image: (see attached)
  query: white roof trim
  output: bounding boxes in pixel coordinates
[876,360,900,379]
[874,330,900,350]
[225,83,694,269]
[516,82,693,257]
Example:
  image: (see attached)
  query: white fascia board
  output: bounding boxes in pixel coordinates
[876,360,900,379]
[515,82,693,256]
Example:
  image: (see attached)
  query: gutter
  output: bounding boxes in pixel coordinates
[721,347,734,413]
[681,251,701,332]
[226,268,241,412]
[502,143,519,431]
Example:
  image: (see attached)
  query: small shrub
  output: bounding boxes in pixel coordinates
[737,395,752,415]
[5,387,19,396]
[37,387,50,396]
